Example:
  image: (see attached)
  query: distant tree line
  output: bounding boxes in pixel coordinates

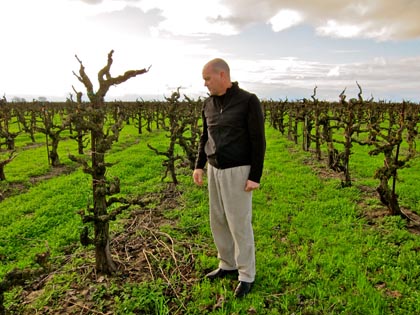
[1,83,419,219]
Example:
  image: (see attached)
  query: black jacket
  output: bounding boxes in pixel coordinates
[195,82,266,183]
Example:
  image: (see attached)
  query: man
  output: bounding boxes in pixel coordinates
[193,58,266,298]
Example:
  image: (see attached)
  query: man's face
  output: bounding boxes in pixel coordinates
[202,65,223,96]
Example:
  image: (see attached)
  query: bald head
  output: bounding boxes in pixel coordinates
[202,58,232,96]
[205,58,231,78]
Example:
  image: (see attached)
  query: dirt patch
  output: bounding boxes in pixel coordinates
[0,164,77,201]
[6,183,200,315]
[29,164,77,184]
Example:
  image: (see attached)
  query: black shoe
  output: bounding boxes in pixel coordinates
[234,281,254,298]
[205,268,238,280]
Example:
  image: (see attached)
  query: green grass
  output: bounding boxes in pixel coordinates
[176,127,420,314]
[0,125,164,272]
[1,124,420,314]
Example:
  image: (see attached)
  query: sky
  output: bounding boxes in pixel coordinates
[1,0,420,102]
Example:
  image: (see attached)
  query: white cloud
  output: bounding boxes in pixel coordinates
[327,66,340,77]
[225,55,420,101]
[269,9,303,32]
[133,0,237,36]
[316,20,364,39]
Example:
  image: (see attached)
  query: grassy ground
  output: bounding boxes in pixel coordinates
[1,124,420,314]
[178,127,420,314]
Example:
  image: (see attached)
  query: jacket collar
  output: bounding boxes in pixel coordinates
[225,81,239,96]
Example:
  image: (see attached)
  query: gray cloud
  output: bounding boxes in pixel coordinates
[78,0,103,4]
[71,0,420,40]
[221,0,420,40]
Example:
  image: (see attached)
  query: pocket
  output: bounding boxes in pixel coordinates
[239,165,251,181]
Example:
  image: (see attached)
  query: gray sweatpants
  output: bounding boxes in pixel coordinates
[207,164,255,282]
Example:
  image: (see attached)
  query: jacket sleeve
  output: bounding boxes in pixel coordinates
[247,94,266,183]
[194,109,208,169]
